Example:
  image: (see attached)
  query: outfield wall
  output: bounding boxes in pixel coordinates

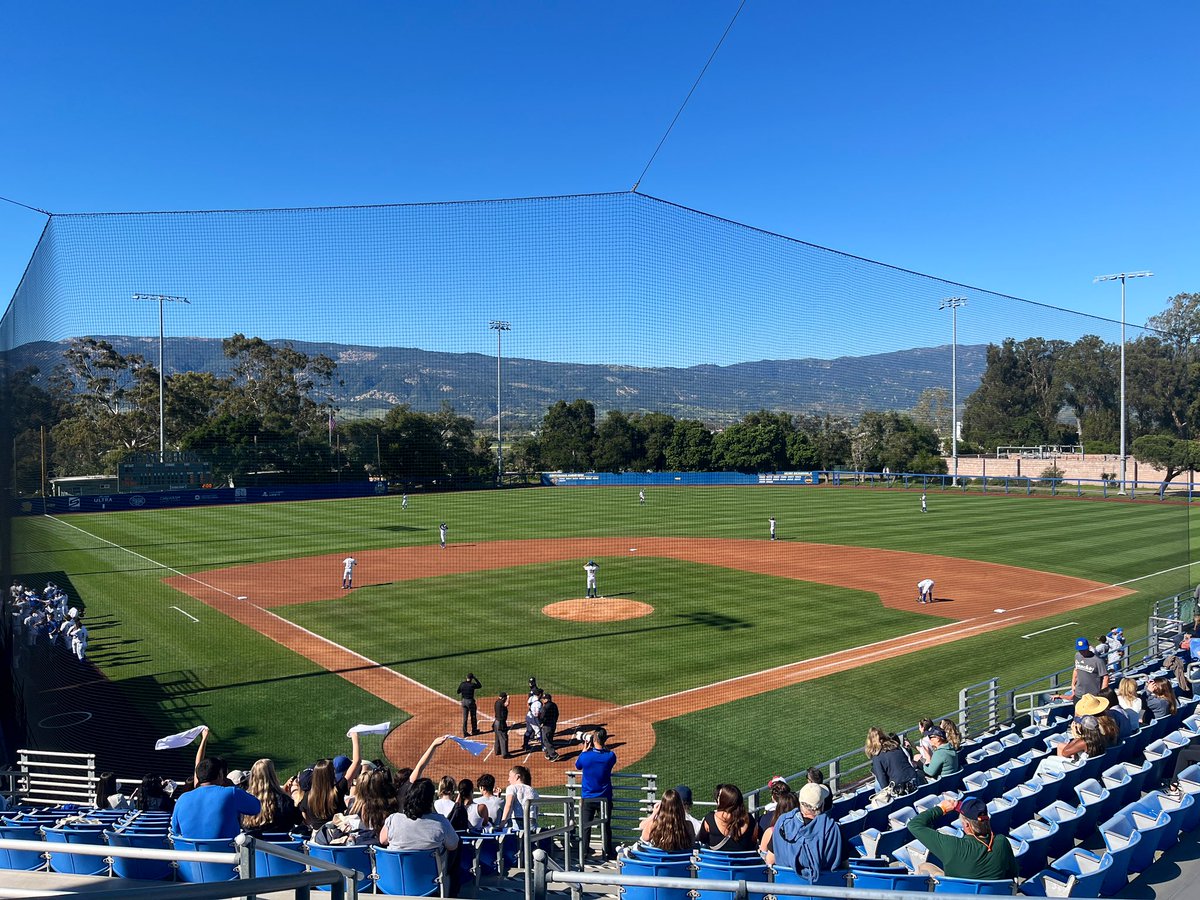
[11,480,385,516]
[541,471,819,486]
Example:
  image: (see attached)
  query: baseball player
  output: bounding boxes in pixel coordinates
[638,489,646,505]
[68,615,89,661]
[439,522,448,549]
[921,493,927,513]
[917,578,935,604]
[402,493,408,510]
[769,516,777,541]
[342,556,357,589]
[584,560,599,598]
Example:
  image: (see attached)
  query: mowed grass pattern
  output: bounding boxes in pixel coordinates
[11,485,1196,783]
[278,558,942,705]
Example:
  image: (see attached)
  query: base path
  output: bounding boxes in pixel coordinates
[167,538,1128,785]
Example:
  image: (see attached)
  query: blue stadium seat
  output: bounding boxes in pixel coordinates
[619,853,694,900]
[1047,847,1113,898]
[253,837,307,877]
[375,846,446,897]
[1034,800,1084,861]
[849,869,931,891]
[1019,869,1076,897]
[1071,778,1111,834]
[983,796,1016,837]
[171,836,238,883]
[305,842,373,894]
[932,874,1016,894]
[106,830,173,880]
[1000,779,1045,828]
[1099,763,1133,813]
[694,857,769,900]
[771,865,847,887]
[1009,819,1059,880]
[1098,807,1166,874]
[1128,791,1193,852]
[0,823,45,871]
[43,825,109,876]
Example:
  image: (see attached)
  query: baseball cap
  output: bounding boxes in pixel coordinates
[332,755,351,779]
[673,785,694,806]
[958,797,988,820]
[924,726,947,740]
[1075,637,1090,651]
[798,782,830,809]
[298,768,314,791]
[227,769,247,786]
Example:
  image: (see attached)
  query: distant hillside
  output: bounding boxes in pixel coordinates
[15,337,987,427]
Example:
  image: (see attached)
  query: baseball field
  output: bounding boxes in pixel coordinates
[10,483,1196,795]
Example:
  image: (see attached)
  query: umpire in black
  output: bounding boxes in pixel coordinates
[541,692,561,761]
[457,672,482,736]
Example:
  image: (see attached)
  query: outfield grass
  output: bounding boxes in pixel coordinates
[10,485,1196,784]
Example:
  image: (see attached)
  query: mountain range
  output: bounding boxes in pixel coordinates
[17,337,988,427]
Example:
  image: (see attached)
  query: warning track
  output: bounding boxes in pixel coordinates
[167,538,1128,784]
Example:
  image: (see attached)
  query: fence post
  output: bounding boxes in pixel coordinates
[531,849,548,900]
[828,758,840,794]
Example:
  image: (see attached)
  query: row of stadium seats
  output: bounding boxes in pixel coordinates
[0,814,511,895]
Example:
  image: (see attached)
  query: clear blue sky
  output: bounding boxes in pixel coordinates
[2,1,1197,365]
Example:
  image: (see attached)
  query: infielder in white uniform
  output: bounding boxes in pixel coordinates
[342,556,357,589]
[769,517,777,541]
[917,578,935,604]
[439,523,448,549]
[584,560,599,598]
[69,617,89,661]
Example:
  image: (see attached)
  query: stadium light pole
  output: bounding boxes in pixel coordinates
[133,293,190,462]
[939,297,967,484]
[1093,271,1153,495]
[489,320,511,485]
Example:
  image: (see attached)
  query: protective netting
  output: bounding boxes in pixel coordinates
[0,191,1165,420]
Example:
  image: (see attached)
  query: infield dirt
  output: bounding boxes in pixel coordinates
[167,537,1129,784]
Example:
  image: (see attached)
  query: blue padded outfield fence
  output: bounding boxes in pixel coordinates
[543,468,1198,500]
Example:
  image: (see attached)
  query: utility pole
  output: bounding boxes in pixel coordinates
[1093,272,1153,495]
[489,320,511,485]
[939,297,968,484]
[132,293,190,461]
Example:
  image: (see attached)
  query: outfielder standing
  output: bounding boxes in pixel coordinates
[638,489,646,505]
[584,560,599,599]
[921,493,927,514]
[342,556,357,589]
[402,493,408,510]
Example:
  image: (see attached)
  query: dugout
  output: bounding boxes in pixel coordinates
[48,475,119,497]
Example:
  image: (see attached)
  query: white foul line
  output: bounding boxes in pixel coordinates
[171,606,200,623]
[1022,621,1077,639]
[41,513,465,710]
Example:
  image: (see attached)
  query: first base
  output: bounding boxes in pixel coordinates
[236,595,248,601]
[629,548,637,552]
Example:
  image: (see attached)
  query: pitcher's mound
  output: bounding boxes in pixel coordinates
[543,598,655,622]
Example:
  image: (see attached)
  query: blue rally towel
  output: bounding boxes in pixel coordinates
[448,735,489,756]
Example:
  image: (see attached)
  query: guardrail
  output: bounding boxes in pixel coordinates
[531,850,991,900]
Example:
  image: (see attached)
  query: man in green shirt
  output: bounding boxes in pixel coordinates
[906,796,1018,881]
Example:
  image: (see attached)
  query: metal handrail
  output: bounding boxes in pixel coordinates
[0,836,236,864]
[21,871,344,900]
[533,850,997,900]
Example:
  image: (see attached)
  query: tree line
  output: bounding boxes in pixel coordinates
[961,292,1199,490]
[3,336,950,494]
